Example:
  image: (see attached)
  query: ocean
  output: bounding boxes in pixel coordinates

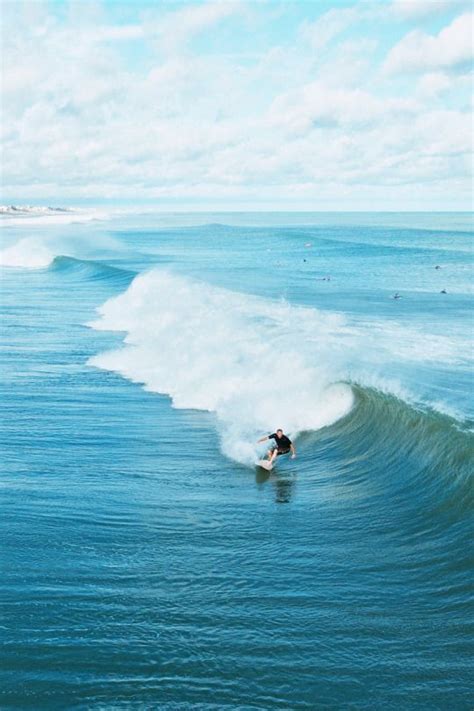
[1,210,473,709]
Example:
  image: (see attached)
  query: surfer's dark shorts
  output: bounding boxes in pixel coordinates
[276,448,291,456]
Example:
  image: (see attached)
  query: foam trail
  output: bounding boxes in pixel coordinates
[88,270,354,465]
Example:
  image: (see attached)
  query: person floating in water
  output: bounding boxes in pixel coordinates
[392,293,402,299]
[257,429,296,465]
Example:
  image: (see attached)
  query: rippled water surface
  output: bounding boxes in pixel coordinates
[1,212,473,709]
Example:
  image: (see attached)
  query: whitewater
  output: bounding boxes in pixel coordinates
[1,209,473,709]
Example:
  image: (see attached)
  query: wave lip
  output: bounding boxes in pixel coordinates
[88,270,355,465]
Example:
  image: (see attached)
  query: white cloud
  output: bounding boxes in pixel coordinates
[315,38,378,87]
[143,1,245,53]
[416,71,451,97]
[268,81,419,134]
[90,25,145,42]
[384,12,474,74]
[1,1,472,208]
[389,0,470,21]
[300,7,360,52]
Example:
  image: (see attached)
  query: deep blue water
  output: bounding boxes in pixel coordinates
[1,211,473,709]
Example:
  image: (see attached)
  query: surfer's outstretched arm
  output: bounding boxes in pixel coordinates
[257,435,269,443]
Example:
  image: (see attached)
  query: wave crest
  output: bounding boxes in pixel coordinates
[0,237,55,268]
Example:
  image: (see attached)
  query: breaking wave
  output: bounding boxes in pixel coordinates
[86,269,470,466]
[88,270,355,464]
[0,230,120,270]
[0,237,56,269]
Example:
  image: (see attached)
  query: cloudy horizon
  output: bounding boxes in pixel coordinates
[2,0,473,210]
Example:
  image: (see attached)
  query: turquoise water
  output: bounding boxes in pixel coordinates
[1,211,473,709]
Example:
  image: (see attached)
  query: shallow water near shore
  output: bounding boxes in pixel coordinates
[1,211,473,709]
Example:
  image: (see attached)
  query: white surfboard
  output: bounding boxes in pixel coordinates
[257,459,274,471]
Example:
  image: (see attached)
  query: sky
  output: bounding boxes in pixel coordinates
[1,0,473,210]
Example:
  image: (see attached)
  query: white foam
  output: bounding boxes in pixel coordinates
[0,237,55,268]
[88,270,355,465]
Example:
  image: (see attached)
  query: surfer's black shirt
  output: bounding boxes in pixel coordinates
[269,433,292,451]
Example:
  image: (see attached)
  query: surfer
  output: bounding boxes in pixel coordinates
[257,429,296,464]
